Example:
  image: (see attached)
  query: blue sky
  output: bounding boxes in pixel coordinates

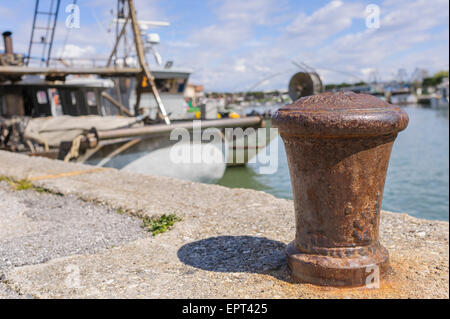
[0,0,448,91]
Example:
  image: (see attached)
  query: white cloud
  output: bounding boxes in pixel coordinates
[190,23,252,49]
[380,0,449,32]
[0,5,11,17]
[178,0,370,89]
[57,44,96,59]
[215,0,285,25]
[1,0,448,91]
[285,1,365,46]
[361,68,377,76]
[133,0,168,22]
[233,59,247,73]
[166,41,197,48]
[178,0,449,90]
[188,0,285,50]
[271,0,450,87]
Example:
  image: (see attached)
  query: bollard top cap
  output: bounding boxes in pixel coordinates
[271,91,409,137]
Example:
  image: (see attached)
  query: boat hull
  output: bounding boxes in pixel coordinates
[5,117,274,183]
[78,118,273,183]
[83,130,228,184]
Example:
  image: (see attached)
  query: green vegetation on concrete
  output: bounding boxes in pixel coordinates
[0,175,60,194]
[142,213,182,236]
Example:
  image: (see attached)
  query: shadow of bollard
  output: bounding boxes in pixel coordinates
[177,236,289,281]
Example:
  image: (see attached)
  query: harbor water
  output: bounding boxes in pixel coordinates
[218,104,449,221]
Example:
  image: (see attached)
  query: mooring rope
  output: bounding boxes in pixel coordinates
[64,135,84,162]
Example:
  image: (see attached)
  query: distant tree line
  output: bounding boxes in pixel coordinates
[422,71,449,87]
[205,71,449,97]
[205,91,284,98]
[323,70,449,90]
[324,82,367,91]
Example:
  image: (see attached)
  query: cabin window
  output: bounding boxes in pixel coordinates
[49,88,63,116]
[86,91,96,106]
[70,92,77,105]
[36,91,48,104]
[152,78,187,94]
[60,90,81,116]
[177,81,186,93]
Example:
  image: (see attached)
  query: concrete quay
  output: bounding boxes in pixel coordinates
[0,150,448,299]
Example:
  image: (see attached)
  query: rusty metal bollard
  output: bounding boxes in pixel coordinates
[272,91,409,287]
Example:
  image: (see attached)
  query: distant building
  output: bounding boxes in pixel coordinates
[184,83,204,106]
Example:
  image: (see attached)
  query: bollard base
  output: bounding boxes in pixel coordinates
[286,241,389,287]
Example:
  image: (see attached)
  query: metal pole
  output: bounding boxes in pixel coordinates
[101,91,132,116]
[134,73,143,115]
[26,0,40,65]
[107,15,130,67]
[46,0,61,67]
[2,32,13,55]
[114,78,123,115]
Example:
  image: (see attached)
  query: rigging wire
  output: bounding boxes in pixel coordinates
[292,57,365,83]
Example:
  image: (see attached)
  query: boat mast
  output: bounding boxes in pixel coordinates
[128,0,171,124]
[108,0,171,124]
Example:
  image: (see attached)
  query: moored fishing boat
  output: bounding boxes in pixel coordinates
[0,0,272,183]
